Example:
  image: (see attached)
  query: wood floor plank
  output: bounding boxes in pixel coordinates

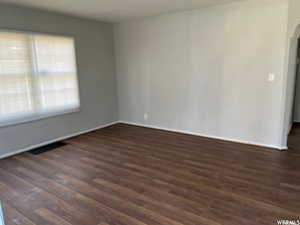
[1,123,300,225]
[1,202,36,225]
[51,143,300,216]
[69,132,300,184]
[21,139,298,223]
[7,165,149,225]
[35,208,72,225]
[37,147,295,224]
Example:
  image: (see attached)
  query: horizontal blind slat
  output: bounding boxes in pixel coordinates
[0,31,80,127]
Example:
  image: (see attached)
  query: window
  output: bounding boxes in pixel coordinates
[0,30,80,127]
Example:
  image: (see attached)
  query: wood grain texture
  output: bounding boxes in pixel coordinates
[1,123,300,225]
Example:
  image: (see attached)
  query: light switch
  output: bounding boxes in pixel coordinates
[268,73,275,82]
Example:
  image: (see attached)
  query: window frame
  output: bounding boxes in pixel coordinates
[0,28,81,128]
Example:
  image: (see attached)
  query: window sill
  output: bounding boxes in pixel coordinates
[0,107,80,129]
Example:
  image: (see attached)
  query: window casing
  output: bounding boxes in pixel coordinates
[0,30,80,127]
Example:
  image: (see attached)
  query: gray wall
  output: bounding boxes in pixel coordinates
[115,0,289,148]
[0,4,118,157]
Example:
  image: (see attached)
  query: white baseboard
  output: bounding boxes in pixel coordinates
[0,121,118,159]
[119,120,287,151]
[0,120,287,159]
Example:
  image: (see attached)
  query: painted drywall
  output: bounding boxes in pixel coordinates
[115,0,289,148]
[280,0,300,145]
[0,4,118,157]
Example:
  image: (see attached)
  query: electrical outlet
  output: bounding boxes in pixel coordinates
[268,73,275,82]
[144,113,148,121]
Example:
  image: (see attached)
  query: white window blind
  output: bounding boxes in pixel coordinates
[0,31,80,127]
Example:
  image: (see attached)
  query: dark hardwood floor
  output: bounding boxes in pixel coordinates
[1,123,300,225]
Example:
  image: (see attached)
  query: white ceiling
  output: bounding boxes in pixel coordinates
[0,0,246,22]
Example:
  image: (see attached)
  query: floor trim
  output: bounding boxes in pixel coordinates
[119,120,287,151]
[0,121,118,159]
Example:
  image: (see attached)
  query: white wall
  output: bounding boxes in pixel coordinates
[115,0,289,148]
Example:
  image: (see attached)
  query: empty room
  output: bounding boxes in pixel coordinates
[0,0,300,224]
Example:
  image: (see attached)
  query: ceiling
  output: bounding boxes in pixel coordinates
[0,0,245,22]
